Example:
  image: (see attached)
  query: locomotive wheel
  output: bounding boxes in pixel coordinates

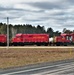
[56,42,60,46]
[44,43,48,46]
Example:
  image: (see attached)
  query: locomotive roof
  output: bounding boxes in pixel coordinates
[16,33,48,36]
[15,33,23,36]
[61,33,71,36]
[0,34,6,36]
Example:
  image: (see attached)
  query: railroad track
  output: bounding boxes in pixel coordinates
[0,46,74,48]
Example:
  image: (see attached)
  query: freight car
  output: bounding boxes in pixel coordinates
[11,34,49,46]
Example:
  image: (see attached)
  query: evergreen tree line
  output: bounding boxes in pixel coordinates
[0,22,74,39]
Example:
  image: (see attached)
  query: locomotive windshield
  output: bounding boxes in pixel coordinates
[66,36,72,41]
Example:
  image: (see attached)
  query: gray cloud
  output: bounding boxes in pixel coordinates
[0,6,24,11]
[67,0,74,4]
[26,1,69,10]
[27,2,57,9]
[0,0,74,32]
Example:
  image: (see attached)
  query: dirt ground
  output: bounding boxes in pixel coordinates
[0,48,74,69]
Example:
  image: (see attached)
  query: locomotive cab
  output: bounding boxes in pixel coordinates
[12,34,23,46]
[61,33,72,45]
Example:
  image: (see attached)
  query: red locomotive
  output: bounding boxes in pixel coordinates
[11,34,49,46]
[53,33,73,46]
[0,34,7,46]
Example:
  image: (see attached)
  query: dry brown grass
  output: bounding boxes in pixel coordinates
[0,48,74,69]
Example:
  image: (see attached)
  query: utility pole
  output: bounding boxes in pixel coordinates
[7,17,9,49]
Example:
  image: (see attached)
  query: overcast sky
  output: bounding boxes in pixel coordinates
[0,0,74,32]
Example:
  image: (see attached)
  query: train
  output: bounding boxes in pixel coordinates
[0,33,74,46]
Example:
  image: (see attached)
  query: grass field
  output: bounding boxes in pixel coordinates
[0,47,74,69]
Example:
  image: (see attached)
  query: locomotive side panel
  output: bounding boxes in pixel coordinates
[22,34,49,46]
